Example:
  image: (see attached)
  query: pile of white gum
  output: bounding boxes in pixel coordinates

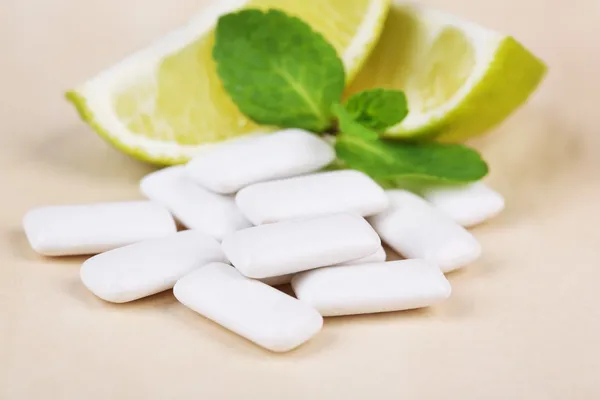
[23,129,505,352]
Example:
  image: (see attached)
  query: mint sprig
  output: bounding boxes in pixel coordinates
[333,102,488,182]
[213,9,489,184]
[344,89,408,131]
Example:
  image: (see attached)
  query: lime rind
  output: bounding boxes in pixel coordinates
[384,36,547,141]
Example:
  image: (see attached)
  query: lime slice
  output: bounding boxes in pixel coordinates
[345,3,547,142]
[67,0,390,165]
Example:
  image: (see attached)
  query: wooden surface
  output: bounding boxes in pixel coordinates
[1,0,599,398]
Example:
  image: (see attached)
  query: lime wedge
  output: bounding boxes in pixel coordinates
[346,3,547,141]
[67,0,390,164]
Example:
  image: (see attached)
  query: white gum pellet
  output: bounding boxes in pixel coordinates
[140,166,251,240]
[291,260,451,316]
[258,246,387,286]
[421,182,505,227]
[235,170,389,225]
[23,201,176,256]
[174,263,323,352]
[185,129,335,194]
[370,190,481,273]
[222,213,381,279]
[80,230,225,303]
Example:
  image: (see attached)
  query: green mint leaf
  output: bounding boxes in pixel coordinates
[344,89,408,130]
[331,103,379,141]
[335,134,489,183]
[213,9,345,132]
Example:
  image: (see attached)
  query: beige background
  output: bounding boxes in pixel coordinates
[1,0,599,398]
